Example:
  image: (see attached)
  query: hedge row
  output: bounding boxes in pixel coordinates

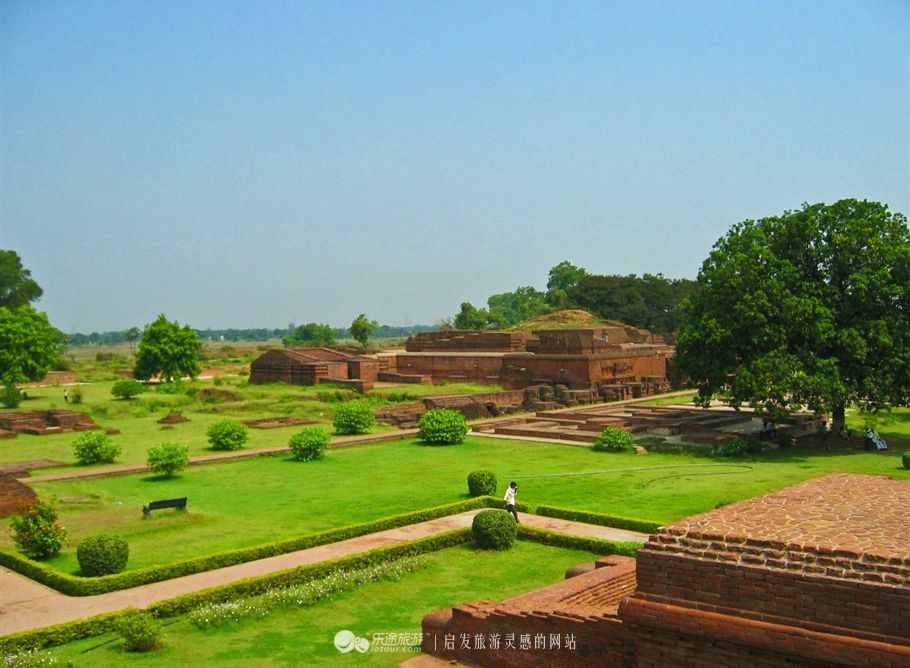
[0,496,509,596]
[517,525,642,557]
[534,505,662,534]
[0,528,472,654]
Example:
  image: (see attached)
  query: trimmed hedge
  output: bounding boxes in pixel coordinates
[467,470,497,497]
[0,496,507,596]
[517,525,642,557]
[418,408,468,445]
[472,510,517,550]
[535,505,662,534]
[903,452,910,470]
[77,534,129,576]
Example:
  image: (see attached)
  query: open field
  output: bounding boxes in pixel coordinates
[5,408,908,577]
[46,541,599,667]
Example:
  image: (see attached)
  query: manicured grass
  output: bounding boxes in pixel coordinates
[6,411,910,576]
[48,541,596,667]
[637,390,698,406]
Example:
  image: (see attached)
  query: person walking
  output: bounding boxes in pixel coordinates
[504,481,519,523]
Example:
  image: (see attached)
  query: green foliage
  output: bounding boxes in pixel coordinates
[315,388,357,403]
[535,505,662,533]
[0,648,64,667]
[517,525,642,557]
[546,260,588,307]
[76,534,129,576]
[467,470,497,496]
[903,452,910,470]
[9,503,66,561]
[133,314,202,383]
[332,400,375,435]
[111,379,143,400]
[289,427,329,462]
[1,382,22,408]
[146,442,190,477]
[711,437,763,458]
[0,250,43,308]
[454,302,491,330]
[592,426,633,452]
[72,431,121,465]
[0,305,65,385]
[116,610,161,652]
[471,509,517,550]
[206,420,248,451]
[567,273,696,335]
[282,322,336,347]
[68,387,82,404]
[349,313,379,348]
[418,408,468,445]
[487,286,551,328]
[677,199,910,430]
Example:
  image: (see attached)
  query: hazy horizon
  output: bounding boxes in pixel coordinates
[3,1,908,332]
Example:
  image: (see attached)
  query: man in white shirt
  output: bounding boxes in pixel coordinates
[504,481,519,523]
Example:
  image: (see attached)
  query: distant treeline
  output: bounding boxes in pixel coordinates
[67,324,436,347]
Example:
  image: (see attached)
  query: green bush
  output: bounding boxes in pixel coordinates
[332,401,375,435]
[77,534,129,576]
[0,648,64,667]
[471,509,517,550]
[10,503,66,560]
[467,470,497,497]
[69,388,83,404]
[111,379,143,400]
[535,505,662,533]
[72,431,121,465]
[1,383,22,408]
[903,452,910,470]
[206,420,248,451]
[592,427,633,452]
[711,437,762,457]
[147,442,190,477]
[418,408,468,445]
[289,427,329,462]
[116,610,160,652]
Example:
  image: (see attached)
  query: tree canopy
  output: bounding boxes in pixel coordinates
[487,286,551,328]
[453,302,491,330]
[349,313,379,348]
[546,261,588,307]
[133,314,202,382]
[0,250,43,308]
[676,199,910,430]
[282,322,337,347]
[0,306,64,385]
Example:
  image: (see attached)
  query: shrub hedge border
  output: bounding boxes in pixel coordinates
[517,525,642,557]
[0,496,528,596]
[534,505,662,534]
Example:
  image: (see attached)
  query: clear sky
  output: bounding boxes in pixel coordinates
[2,1,908,332]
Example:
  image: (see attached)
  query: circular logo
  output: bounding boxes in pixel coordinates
[334,630,356,653]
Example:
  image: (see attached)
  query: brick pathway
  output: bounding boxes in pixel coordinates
[0,512,646,637]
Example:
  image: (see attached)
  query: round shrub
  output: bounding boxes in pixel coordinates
[592,426,633,452]
[147,442,190,477]
[69,387,83,404]
[903,452,910,470]
[1,383,22,408]
[72,431,121,465]
[418,408,469,445]
[9,502,66,560]
[111,379,144,400]
[116,610,161,652]
[289,426,330,461]
[332,400,375,435]
[467,470,497,497]
[77,533,129,576]
[472,509,517,550]
[207,419,248,451]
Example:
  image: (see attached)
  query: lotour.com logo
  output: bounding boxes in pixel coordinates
[334,629,370,654]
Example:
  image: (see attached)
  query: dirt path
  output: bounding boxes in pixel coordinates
[0,511,646,637]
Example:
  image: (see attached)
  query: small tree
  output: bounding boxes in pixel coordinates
[0,305,65,388]
[1,383,21,408]
[592,427,633,452]
[333,401,375,435]
[349,313,379,349]
[282,323,336,347]
[9,502,67,560]
[133,314,202,383]
[73,431,122,464]
[0,250,43,308]
[207,420,248,451]
[289,427,330,461]
[116,610,161,652]
[418,408,469,445]
[147,442,190,477]
[111,379,144,400]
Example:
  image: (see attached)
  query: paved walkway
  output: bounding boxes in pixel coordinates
[0,511,647,637]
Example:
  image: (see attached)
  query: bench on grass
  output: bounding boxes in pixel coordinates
[143,497,188,518]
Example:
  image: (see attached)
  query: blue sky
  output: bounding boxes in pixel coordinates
[2,1,908,332]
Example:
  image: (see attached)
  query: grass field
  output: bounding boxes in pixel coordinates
[6,409,909,576]
[47,541,597,667]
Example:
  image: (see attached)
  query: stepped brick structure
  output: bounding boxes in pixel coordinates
[0,410,99,437]
[416,474,910,668]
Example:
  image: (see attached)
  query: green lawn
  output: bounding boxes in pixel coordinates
[48,541,597,667]
[7,409,910,576]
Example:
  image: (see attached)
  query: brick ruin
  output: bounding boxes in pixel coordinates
[415,474,910,668]
[0,410,100,438]
[250,325,675,400]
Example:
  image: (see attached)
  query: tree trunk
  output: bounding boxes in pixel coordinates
[831,403,847,437]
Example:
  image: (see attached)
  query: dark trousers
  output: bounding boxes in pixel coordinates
[506,503,519,523]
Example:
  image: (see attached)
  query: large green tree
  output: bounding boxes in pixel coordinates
[282,322,336,347]
[0,250,43,308]
[487,286,551,328]
[453,302,491,330]
[133,314,202,382]
[677,199,910,432]
[349,313,379,348]
[0,306,64,385]
[546,261,588,307]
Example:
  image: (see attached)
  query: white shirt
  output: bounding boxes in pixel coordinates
[504,487,516,505]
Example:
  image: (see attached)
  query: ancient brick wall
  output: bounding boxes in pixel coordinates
[405,331,527,352]
[347,359,380,382]
[395,353,505,383]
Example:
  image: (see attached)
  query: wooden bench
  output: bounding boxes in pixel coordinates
[143,497,187,518]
